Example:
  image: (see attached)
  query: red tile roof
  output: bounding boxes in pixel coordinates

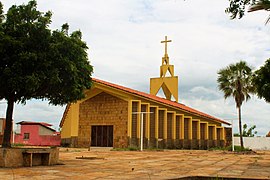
[60,104,70,127]
[60,78,230,126]
[17,121,56,132]
[17,121,52,127]
[94,78,230,125]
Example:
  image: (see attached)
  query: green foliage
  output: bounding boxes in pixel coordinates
[243,124,257,137]
[234,124,257,137]
[111,147,139,151]
[11,143,25,147]
[233,145,252,152]
[217,61,254,108]
[226,0,270,24]
[111,147,165,151]
[145,147,163,151]
[226,0,256,19]
[0,0,93,105]
[253,59,270,103]
[0,2,4,23]
[217,61,254,149]
[0,0,93,147]
[208,146,229,151]
[209,145,251,152]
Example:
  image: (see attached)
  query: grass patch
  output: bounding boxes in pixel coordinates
[209,145,252,152]
[233,145,252,152]
[11,143,25,147]
[145,148,164,151]
[111,147,165,151]
[111,146,139,151]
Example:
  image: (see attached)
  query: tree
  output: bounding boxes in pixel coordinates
[234,124,257,137]
[217,61,254,149]
[0,1,93,148]
[226,0,270,24]
[243,124,257,137]
[253,59,270,102]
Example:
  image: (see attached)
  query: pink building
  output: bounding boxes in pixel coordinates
[14,121,60,146]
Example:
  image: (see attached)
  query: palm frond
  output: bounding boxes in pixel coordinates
[265,14,270,24]
[217,60,254,108]
[248,0,270,24]
[248,0,270,12]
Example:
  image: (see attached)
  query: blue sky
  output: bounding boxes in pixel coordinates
[0,0,270,136]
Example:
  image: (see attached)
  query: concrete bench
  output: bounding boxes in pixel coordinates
[22,149,51,167]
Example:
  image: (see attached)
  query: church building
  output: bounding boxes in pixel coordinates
[60,37,231,149]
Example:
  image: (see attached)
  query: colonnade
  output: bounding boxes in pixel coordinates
[128,100,227,149]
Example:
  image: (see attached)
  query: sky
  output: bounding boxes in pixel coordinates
[0,0,270,136]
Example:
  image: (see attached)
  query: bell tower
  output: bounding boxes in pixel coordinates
[150,36,178,102]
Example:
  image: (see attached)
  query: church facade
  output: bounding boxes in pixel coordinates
[60,78,231,149]
[60,37,232,149]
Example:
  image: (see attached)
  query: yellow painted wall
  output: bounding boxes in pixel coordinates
[71,103,79,137]
[61,106,72,138]
[61,103,80,138]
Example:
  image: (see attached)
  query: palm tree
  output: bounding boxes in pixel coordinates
[217,61,254,149]
[248,0,270,24]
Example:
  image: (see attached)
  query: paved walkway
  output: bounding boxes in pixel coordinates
[0,148,270,179]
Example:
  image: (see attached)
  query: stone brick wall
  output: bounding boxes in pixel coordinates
[61,137,78,147]
[78,92,128,148]
[0,147,59,167]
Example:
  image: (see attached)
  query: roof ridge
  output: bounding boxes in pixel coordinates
[17,121,52,126]
[92,78,230,125]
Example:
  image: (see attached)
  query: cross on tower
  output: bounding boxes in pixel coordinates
[161,36,172,57]
[150,35,178,102]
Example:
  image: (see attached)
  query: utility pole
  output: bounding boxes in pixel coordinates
[231,119,234,152]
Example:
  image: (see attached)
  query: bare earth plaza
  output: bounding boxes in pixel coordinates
[0,148,270,179]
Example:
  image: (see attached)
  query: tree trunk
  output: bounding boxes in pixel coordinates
[2,95,15,148]
[238,106,244,149]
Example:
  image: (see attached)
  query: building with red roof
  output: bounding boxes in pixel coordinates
[60,37,231,149]
[14,121,60,146]
[60,78,231,149]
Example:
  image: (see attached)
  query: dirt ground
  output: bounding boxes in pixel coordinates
[0,147,270,179]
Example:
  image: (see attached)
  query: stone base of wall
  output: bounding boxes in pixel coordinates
[208,140,217,148]
[143,138,148,149]
[0,147,59,168]
[191,139,199,149]
[68,136,229,149]
[183,139,191,149]
[69,137,229,150]
[174,139,182,149]
[217,140,225,148]
[128,138,228,150]
[166,139,174,149]
[157,139,165,149]
[61,137,78,147]
[130,137,139,148]
[148,138,156,148]
[200,140,208,150]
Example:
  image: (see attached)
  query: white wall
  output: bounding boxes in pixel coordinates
[234,137,270,150]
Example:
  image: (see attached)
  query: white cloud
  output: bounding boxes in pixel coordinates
[1,0,269,136]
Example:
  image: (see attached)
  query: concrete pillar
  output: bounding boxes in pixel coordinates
[128,100,132,140]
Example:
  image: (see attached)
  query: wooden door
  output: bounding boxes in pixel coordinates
[91,125,113,147]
